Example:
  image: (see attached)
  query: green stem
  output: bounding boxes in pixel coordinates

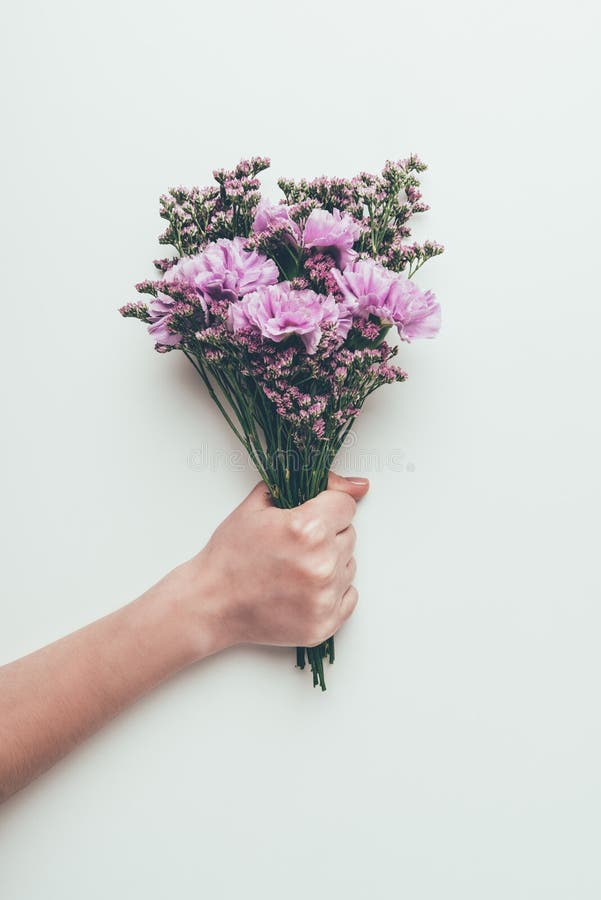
[185,347,338,690]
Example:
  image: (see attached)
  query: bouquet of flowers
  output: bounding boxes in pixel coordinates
[121,155,443,689]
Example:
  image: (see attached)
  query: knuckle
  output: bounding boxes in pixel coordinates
[311,552,337,586]
[306,518,328,547]
[291,514,327,548]
[288,511,306,538]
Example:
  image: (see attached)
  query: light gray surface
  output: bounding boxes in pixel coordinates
[1,1,600,897]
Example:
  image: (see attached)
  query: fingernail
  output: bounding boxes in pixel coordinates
[345,477,369,486]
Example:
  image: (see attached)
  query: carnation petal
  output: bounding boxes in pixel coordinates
[229,284,340,355]
[303,208,361,269]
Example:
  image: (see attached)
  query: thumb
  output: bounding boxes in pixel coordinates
[327,471,370,501]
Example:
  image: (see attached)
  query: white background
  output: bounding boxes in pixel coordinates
[1,1,600,897]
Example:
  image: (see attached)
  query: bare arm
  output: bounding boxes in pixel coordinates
[0,474,368,801]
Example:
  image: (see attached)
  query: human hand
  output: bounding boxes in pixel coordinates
[0,474,369,799]
[175,473,369,657]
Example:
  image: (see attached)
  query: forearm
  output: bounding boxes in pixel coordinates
[0,561,220,802]
[0,475,365,802]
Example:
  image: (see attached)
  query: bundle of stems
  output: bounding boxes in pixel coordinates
[183,348,354,690]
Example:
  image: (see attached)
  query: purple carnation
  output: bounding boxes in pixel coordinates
[332,258,441,341]
[392,281,441,340]
[303,208,361,269]
[147,292,182,346]
[164,237,278,302]
[252,200,302,242]
[229,283,341,354]
[162,254,207,288]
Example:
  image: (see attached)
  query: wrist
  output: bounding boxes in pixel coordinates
[157,551,239,663]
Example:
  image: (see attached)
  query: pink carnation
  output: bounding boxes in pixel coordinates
[332,258,441,341]
[252,200,302,242]
[392,282,441,341]
[164,237,278,302]
[162,255,207,288]
[229,283,341,354]
[147,292,183,346]
[303,208,361,269]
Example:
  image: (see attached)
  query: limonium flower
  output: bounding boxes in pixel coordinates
[228,283,341,354]
[303,208,361,269]
[332,258,441,341]
[164,237,278,302]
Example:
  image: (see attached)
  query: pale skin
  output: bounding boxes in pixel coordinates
[0,473,368,802]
